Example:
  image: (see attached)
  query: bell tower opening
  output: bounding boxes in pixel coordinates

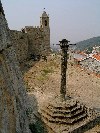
[45,20,47,26]
[40,11,49,29]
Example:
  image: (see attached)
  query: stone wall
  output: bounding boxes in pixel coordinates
[24,26,50,56]
[10,30,29,63]
[0,60,16,132]
[9,11,50,63]
[0,4,31,132]
[0,13,11,51]
[10,26,50,63]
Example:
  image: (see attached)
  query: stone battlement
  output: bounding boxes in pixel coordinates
[9,11,50,63]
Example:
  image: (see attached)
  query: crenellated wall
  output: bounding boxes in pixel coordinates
[24,26,50,56]
[9,11,50,63]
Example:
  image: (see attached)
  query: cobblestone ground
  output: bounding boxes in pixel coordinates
[23,55,100,133]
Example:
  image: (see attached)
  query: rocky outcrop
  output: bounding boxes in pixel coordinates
[0,1,31,133]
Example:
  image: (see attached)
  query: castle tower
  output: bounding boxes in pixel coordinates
[40,11,50,55]
[40,11,49,29]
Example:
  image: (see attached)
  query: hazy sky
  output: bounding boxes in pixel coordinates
[2,0,100,44]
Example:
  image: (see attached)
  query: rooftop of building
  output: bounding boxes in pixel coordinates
[92,53,100,61]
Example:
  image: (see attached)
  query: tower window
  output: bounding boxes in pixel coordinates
[45,20,47,26]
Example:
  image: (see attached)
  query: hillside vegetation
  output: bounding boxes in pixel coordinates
[75,36,100,52]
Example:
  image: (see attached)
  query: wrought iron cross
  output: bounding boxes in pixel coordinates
[58,39,76,100]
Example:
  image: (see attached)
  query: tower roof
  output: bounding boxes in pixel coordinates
[41,11,48,18]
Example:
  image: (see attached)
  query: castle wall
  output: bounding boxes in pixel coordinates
[9,25,50,63]
[10,30,29,63]
[25,26,43,56]
[0,9,31,133]
[8,11,51,64]
[25,26,50,56]
[0,12,11,51]
[0,59,16,133]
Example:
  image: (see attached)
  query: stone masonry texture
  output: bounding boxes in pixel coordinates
[0,2,31,133]
[10,11,50,63]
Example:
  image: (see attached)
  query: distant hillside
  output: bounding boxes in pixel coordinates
[75,36,100,52]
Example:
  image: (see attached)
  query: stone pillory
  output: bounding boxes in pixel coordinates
[59,39,76,100]
[39,39,100,133]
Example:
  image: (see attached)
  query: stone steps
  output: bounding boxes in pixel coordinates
[39,99,88,125]
[39,97,100,133]
[40,109,87,124]
[41,106,85,118]
[47,104,83,114]
[48,100,77,109]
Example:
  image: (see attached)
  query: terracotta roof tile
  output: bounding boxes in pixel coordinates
[92,54,100,61]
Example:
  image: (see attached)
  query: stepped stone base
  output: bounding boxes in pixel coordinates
[39,96,100,133]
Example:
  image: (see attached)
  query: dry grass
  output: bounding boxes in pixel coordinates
[23,55,100,132]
